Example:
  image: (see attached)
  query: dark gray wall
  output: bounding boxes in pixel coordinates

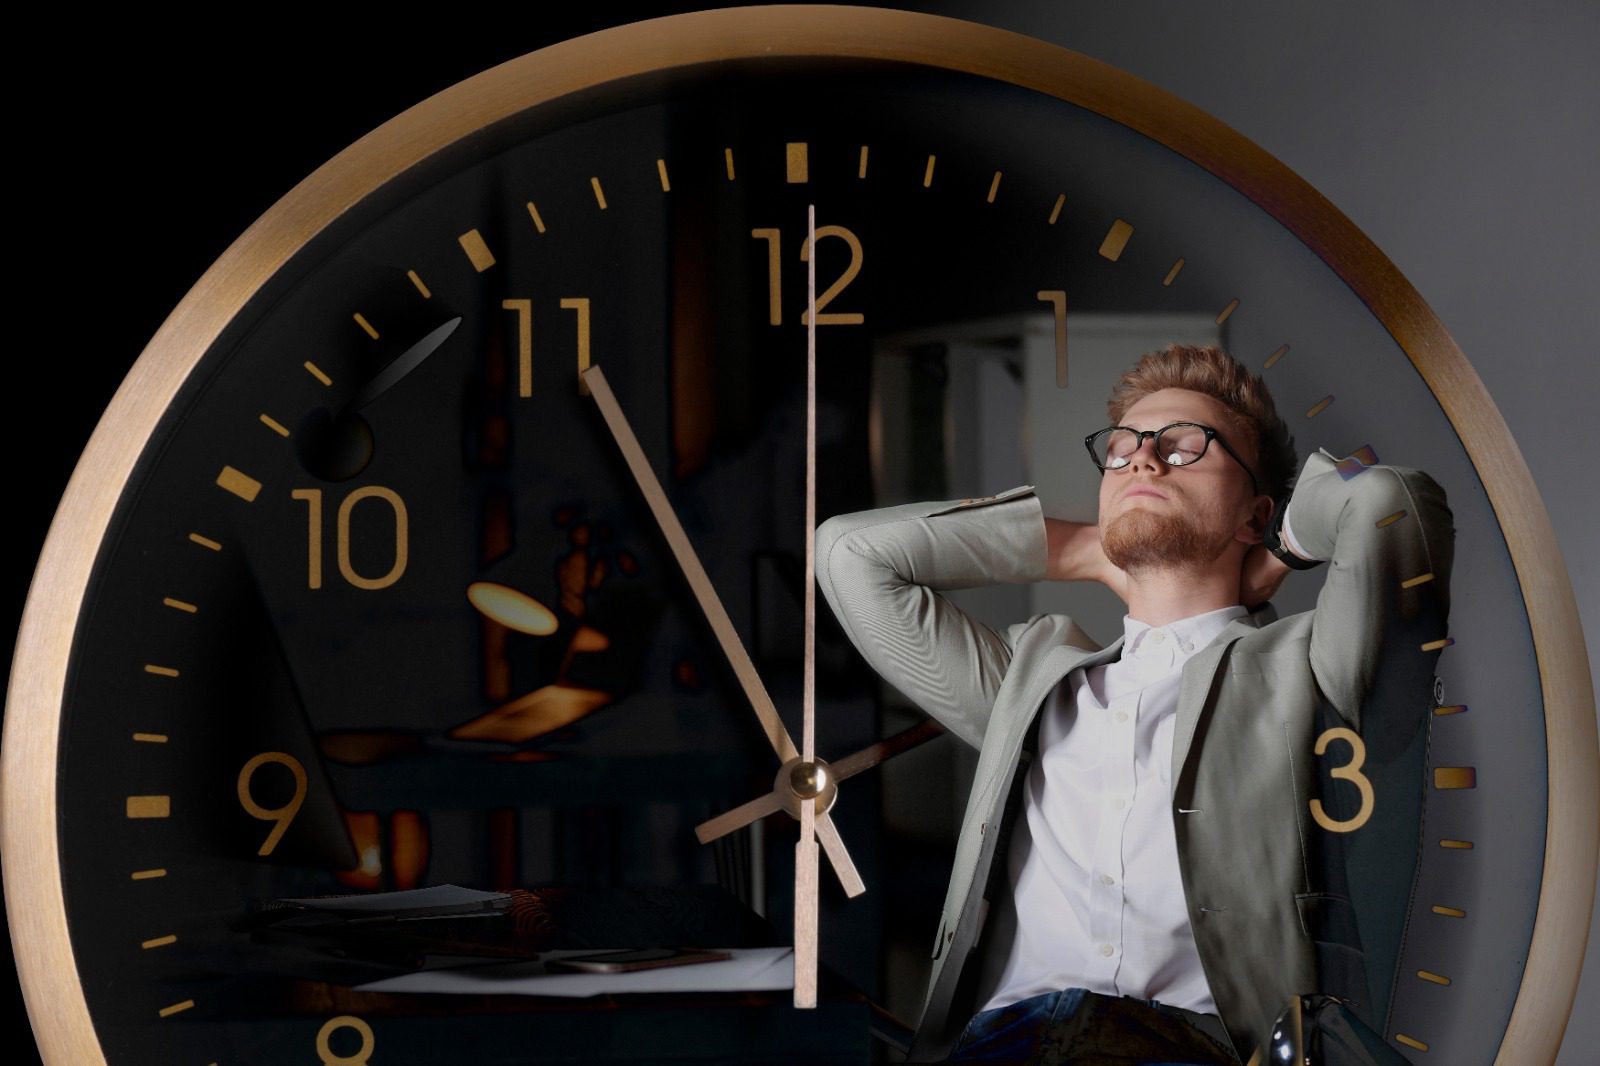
[922,1,1598,1059]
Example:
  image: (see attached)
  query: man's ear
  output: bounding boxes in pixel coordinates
[1238,494,1274,545]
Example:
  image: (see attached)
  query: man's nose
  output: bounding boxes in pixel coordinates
[1125,433,1165,472]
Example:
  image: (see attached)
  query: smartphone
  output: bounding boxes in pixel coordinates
[545,947,731,973]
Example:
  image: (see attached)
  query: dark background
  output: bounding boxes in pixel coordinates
[8,3,1596,1062]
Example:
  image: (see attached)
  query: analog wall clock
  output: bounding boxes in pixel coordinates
[4,7,1594,1065]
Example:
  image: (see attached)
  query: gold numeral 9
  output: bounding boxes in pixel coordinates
[1310,726,1375,833]
[236,752,307,856]
[291,486,409,590]
[316,1015,375,1066]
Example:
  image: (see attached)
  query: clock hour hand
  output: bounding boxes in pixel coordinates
[581,364,865,899]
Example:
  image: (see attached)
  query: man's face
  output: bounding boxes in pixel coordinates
[1097,388,1266,575]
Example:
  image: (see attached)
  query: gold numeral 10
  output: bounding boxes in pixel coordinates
[502,296,592,396]
[751,224,865,326]
[317,1015,375,1066]
[236,751,307,856]
[291,487,409,590]
[1310,726,1376,833]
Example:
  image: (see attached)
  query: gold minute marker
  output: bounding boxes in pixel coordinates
[922,154,936,187]
[1402,572,1436,588]
[303,360,333,386]
[131,869,166,880]
[132,733,168,743]
[657,158,671,191]
[1376,510,1407,528]
[526,201,547,233]
[1163,258,1185,286]
[407,269,432,298]
[1263,344,1290,369]
[590,176,608,210]
[1305,396,1335,419]
[1048,194,1065,225]
[1440,839,1474,849]
[724,147,737,180]
[986,171,1002,203]
[141,935,176,950]
[1432,905,1467,918]
[1395,1034,1428,1052]
[1417,970,1452,986]
[259,414,290,438]
[1433,704,1468,716]
[1215,298,1240,325]
[143,665,179,678]
[857,145,869,178]
[188,533,222,552]
[353,313,379,340]
[162,597,197,613]
[158,1000,195,1018]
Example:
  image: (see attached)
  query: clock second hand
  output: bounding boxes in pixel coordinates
[580,363,866,905]
[794,202,821,1009]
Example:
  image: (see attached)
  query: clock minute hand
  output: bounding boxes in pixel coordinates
[581,364,865,901]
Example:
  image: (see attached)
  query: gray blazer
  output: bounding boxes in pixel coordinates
[815,448,1454,1061]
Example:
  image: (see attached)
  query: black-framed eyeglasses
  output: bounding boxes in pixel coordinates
[1084,422,1260,496]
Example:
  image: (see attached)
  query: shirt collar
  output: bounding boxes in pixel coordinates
[1122,604,1249,659]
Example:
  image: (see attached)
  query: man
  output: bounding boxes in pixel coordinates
[815,345,1453,1063]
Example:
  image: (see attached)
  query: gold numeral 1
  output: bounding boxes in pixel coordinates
[237,752,307,856]
[316,1015,375,1066]
[292,487,409,590]
[751,228,782,325]
[1310,726,1376,832]
[1037,290,1067,388]
[561,298,592,395]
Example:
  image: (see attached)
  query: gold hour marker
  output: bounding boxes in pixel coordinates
[1434,704,1468,716]
[354,312,379,340]
[1421,637,1455,652]
[127,795,171,819]
[922,154,937,187]
[458,228,496,272]
[1264,344,1290,369]
[526,201,547,233]
[133,733,168,743]
[1215,298,1240,325]
[142,934,177,949]
[1434,767,1477,789]
[1440,839,1474,849]
[1048,194,1066,225]
[407,269,431,298]
[1098,219,1133,261]
[259,414,290,438]
[986,171,1002,203]
[656,158,671,191]
[188,533,222,552]
[162,597,197,613]
[1305,396,1335,419]
[1402,572,1436,588]
[144,665,179,678]
[786,142,809,183]
[724,147,737,180]
[1432,905,1466,918]
[1163,258,1185,286]
[590,177,608,210]
[1395,1034,1428,1052]
[158,1000,195,1018]
[216,465,262,503]
[304,360,333,386]
[131,868,166,880]
[1376,510,1407,528]
[858,145,869,178]
[1417,970,1452,986]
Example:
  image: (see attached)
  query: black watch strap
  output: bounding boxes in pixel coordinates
[1266,495,1323,570]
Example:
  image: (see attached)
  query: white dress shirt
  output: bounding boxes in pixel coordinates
[977,603,1250,1015]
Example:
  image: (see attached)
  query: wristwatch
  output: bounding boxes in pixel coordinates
[1266,495,1324,570]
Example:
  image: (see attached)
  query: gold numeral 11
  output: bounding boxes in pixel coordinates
[502,296,592,396]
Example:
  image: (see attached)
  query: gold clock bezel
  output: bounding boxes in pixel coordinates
[3,7,1592,1064]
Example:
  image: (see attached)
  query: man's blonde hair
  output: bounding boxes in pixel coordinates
[1106,344,1296,500]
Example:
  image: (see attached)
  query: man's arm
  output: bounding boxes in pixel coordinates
[815,488,1049,748]
[1279,449,1455,728]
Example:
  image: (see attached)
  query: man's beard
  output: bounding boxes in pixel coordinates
[1101,507,1230,574]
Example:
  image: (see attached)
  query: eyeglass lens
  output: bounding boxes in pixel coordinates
[1096,424,1210,468]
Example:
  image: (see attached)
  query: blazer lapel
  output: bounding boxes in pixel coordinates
[1170,604,1277,777]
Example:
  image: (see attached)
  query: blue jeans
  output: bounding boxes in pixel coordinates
[946,988,1236,1064]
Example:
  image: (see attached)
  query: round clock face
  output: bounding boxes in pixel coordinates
[5,10,1588,1066]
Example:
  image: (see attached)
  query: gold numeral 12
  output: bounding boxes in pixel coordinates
[752,223,866,326]
[291,487,409,590]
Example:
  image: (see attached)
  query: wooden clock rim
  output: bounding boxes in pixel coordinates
[3,6,1592,1064]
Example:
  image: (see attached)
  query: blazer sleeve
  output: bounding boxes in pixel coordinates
[815,487,1048,748]
[1284,448,1456,729]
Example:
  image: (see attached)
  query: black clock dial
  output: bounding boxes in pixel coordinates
[10,16,1576,1065]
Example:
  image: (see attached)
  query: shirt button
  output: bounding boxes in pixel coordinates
[1151,631,1166,644]
[1099,943,1115,957]
[1115,711,1129,723]
[1112,797,1126,810]
[1099,873,1115,886]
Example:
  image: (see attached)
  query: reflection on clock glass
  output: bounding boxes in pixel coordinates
[56,60,1539,1063]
